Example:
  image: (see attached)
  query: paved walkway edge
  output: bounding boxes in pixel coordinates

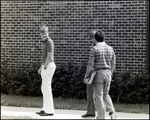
[1,106,149,119]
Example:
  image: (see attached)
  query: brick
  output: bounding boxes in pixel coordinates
[1,0,148,78]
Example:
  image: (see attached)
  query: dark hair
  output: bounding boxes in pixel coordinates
[94,30,105,42]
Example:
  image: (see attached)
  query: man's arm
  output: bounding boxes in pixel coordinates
[44,40,54,69]
[85,60,94,78]
[111,52,116,75]
[85,47,95,78]
[44,52,54,69]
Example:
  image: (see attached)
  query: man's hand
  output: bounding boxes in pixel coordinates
[38,66,42,74]
[84,77,89,84]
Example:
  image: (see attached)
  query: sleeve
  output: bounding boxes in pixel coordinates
[88,47,95,65]
[112,49,116,60]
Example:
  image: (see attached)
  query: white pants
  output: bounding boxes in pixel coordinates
[41,62,56,114]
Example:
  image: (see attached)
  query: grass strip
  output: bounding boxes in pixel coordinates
[1,94,149,114]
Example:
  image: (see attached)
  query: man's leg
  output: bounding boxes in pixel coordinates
[41,62,56,114]
[103,88,115,114]
[93,82,106,119]
[82,83,95,117]
[86,83,95,115]
[103,70,117,119]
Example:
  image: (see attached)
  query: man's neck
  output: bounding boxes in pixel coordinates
[96,41,105,44]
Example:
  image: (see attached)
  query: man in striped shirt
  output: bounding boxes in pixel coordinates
[84,30,117,119]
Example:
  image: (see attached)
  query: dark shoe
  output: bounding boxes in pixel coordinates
[81,114,95,117]
[109,111,117,119]
[39,113,54,116]
[36,110,45,115]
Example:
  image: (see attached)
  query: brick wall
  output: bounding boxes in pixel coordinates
[1,0,148,77]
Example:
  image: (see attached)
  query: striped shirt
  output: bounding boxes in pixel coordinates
[88,42,116,70]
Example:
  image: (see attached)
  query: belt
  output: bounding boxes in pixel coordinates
[95,68,110,70]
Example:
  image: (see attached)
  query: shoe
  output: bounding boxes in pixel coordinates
[109,111,117,119]
[39,113,54,116]
[81,114,95,117]
[36,110,45,115]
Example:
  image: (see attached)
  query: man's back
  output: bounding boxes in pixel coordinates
[90,42,116,70]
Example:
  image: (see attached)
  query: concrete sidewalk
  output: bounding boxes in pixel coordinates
[1,106,149,119]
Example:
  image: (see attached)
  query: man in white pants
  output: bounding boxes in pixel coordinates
[36,25,56,116]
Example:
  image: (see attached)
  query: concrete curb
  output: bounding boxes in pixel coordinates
[1,106,149,119]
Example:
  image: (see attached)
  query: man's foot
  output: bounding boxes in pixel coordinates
[36,110,45,115]
[109,111,117,119]
[81,114,95,118]
[39,113,54,116]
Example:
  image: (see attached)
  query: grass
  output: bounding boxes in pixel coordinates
[1,94,149,114]
[1,94,43,108]
[114,104,149,114]
[1,94,87,110]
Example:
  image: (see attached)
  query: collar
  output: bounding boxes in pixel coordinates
[96,41,106,45]
[43,39,48,44]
